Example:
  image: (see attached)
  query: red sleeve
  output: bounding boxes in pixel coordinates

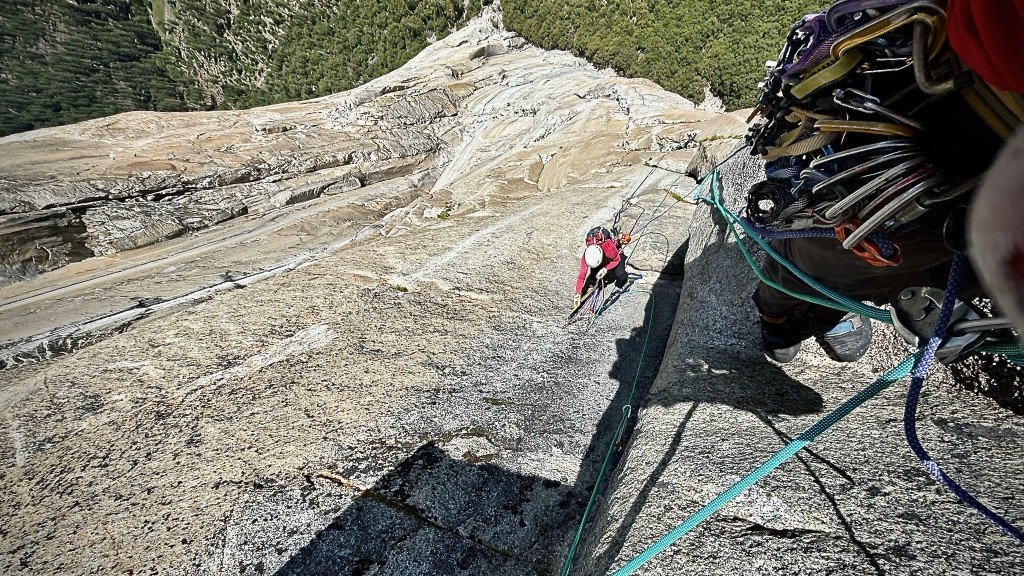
[947,0,1024,93]
[576,255,589,294]
[602,239,621,271]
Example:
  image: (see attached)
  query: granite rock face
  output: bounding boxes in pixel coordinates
[0,10,1020,576]
[0,13,728,576]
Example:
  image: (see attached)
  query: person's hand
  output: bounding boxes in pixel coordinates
[596,268,607,280]
[573,294,582,308]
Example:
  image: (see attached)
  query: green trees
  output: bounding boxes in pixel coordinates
[502,0,830,109]
[1,0,481,135]
[209,0,479,108]
[2,0,829,136]
[0,0,185,136]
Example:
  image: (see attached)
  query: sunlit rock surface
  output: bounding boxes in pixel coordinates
[0,10,1020,576]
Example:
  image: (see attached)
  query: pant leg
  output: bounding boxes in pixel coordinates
[752,217,966,321]
[611,258,629,288]
[581,270,597,295]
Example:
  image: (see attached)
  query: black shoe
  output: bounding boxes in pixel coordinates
[760,316,804,364]
[816,313,872,362]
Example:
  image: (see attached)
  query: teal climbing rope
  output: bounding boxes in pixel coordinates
[564,173,728,571]
[561,288,655,576]
[613,352,920,575]
[696,170,892,323]
[695,168,1023,356]
[611,163,1024,574]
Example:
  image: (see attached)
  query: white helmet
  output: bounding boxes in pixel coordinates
[584,244,603,268]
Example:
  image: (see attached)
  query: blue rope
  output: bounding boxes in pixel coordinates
[903,253,1024,544]
[613,354,920,575]
[739,219,839,241]
[738,217,897,258]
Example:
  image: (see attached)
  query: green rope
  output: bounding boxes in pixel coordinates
[697,171,892,323]
[566,176,711,569]
[561,288,655,576]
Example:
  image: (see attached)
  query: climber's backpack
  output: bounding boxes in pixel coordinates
[585,226,613,246]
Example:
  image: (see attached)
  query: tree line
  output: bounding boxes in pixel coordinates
[1,0,824,137]
[501,0,829,110]
[0,0,185,136]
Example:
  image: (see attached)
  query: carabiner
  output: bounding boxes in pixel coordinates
[835,219,903,267]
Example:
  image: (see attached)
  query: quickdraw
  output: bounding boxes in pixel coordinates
[748,1,964,248]
[745,0,1023,349]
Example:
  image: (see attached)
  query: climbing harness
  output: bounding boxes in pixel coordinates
[746,0,1021,278]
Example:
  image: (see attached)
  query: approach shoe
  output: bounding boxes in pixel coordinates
[760,315,804,364]
[816,313,872,362]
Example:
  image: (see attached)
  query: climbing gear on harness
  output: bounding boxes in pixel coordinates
[891,286,987,363]
[572,293,581,309]
[595,267,607,280]
[744,0,1014,269]
[584,244,603,268]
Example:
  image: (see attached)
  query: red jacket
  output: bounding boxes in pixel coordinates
[947,0,1024,94]
[576,239,622,294]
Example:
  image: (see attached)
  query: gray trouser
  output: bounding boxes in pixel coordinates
[751,223,974,324]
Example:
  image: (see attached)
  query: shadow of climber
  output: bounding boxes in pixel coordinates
[275,443,577,576]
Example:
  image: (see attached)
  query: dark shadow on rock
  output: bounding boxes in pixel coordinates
[662,237,689,277]
[583,402,700,572]
[646,349,825,415]
[274,443,576,576]
[757,414,884,576]
[572,253,686,495]
[949,352,1024,415]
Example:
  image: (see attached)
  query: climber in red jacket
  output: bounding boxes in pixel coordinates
[574,226,629,308]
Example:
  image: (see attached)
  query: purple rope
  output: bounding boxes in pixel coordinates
[904,253,1024,544]
[740,217,896,258]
